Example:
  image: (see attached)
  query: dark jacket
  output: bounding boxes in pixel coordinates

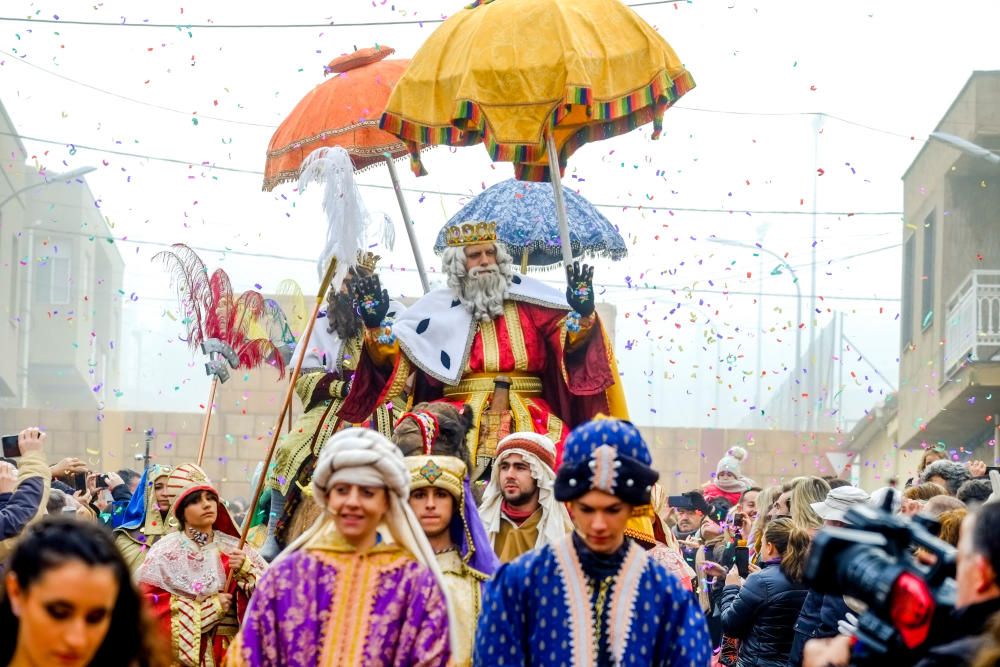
[0,450,50,568]
[0,477,45,540]
[787,589,851,667]
[720,561,809,667]
[912,597,1000,667]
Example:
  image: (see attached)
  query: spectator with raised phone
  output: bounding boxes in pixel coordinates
[0,428,51,566]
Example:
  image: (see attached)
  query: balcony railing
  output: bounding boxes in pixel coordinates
[944,270,1000,377]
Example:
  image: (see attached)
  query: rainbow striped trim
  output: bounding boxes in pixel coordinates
[379,67,695,180]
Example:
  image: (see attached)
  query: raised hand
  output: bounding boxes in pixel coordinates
[51,457,87,478]
[565,261,596,317]
[352,275,390,329]
[17,427,46,455]
[0,462,17,494]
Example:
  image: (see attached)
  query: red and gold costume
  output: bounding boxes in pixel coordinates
[341,230,627,472]
[137,464,267,666]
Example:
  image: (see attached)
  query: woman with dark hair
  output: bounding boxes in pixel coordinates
[1,516,169,667]
[137,464,266,666]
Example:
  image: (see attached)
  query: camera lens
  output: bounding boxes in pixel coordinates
[837,544,903,612]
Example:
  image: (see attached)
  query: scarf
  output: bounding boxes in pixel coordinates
[501,500,538,526]
[715,475,748,493]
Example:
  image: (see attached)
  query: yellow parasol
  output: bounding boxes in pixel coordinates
[380,0,694,265]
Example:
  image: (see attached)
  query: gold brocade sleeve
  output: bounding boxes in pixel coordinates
[232,553,260,596]
[114,532,147,573]
[364,327,400,368]
[565,312,596,352]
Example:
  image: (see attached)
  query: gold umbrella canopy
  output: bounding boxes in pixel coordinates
[379,0,694,182]
[263,46,410,191]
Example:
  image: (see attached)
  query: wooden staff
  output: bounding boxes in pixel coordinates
[195,377,219,467]
[232,258,338,556]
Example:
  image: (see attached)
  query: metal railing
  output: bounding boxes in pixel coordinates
[944,270,1000,376]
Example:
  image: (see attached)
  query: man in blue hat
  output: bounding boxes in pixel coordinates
[473,417,711,666]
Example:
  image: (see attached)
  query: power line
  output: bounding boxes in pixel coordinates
[0,129,905,216]
[30,224,901,303]
[0,48,278,128]
[0,1,686,29]
[673,106,917,141]
[0,47,922,141]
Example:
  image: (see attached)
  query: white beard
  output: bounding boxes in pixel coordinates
[459,266,510,322]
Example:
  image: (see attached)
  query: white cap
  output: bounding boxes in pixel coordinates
[810,485,871,523]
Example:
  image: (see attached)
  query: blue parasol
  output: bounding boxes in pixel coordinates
[433,179,627,269]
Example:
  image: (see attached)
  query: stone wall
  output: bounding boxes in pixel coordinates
[641,425,845,495]
[1,377,844,504]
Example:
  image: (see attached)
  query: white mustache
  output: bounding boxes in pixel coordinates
[468,265,500,278]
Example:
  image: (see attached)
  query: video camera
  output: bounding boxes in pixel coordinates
[804,502,957,665]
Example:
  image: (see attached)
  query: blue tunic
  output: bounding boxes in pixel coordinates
[474,535,711,666]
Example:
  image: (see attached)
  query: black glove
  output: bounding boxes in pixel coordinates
[352,275,390,329]
[565,261,596,317]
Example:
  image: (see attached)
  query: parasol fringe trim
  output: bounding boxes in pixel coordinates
[380,68,695,182]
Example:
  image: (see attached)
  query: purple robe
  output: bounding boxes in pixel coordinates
[228,540,450,667]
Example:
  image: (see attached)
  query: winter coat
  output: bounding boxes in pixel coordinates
[720,561,809,667]
[0,450,51,565]
[787,589,851,667]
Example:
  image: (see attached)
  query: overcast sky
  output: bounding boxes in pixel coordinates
[2,0,998,433]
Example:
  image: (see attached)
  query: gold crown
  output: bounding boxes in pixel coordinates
[444,221,498,247]
[356,250,381,273]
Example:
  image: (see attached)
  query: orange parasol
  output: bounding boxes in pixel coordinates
[263,44,430,292]
[262,46,410,190]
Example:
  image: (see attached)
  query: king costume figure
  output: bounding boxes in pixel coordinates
[473,417,711,667]
[260,251,406,561]
[340,220,628,481]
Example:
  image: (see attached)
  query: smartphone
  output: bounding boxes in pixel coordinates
[986,466,1000,477]
[1,434,20,458]
[73,472,88,493]
[95,474,109,489]
[735,544,750,578]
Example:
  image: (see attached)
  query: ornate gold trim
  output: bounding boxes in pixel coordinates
[478,318,501,372]
[503,301,529,371]
[266,120,397,158]
[442,374,542,399]
[463,392,491,462]
[509,393,534,434]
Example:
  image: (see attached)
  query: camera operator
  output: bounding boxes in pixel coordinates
[804,501,1000,667]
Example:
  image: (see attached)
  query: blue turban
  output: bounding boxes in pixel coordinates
[554,418,659,506]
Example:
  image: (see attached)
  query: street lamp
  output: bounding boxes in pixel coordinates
[0,166,98,212]
[929,132,1000,165]
[707,236,803,430]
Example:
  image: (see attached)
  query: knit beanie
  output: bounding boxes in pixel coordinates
[717,446,747,477]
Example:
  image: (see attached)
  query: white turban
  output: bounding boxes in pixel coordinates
[478,432,573,552]
[312,427,410,504]
[276,428,458,652]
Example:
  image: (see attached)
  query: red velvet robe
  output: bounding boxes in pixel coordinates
[341,300,614,463]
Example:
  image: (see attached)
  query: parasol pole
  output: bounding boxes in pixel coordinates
[195,377,218,467]
[383,153,430,294]
[546,132,574,267]
[231,257,338,562]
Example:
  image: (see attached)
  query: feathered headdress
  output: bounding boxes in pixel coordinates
[154,244,290,382]
[297,146,372,293]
